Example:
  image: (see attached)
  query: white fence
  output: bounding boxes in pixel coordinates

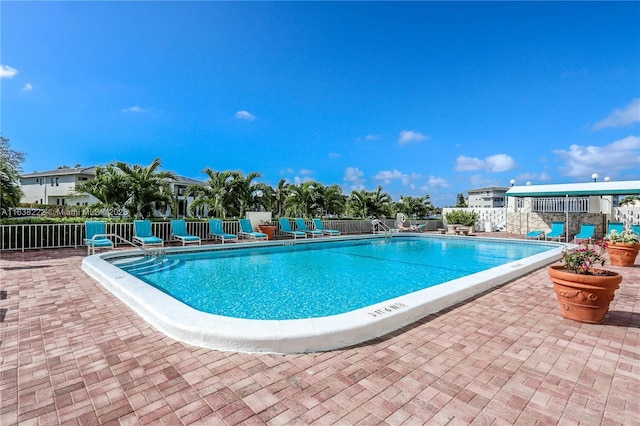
[529,197,590,213]
[0,218,444,252]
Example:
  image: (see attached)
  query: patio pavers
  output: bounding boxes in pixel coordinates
[1,243,638,425]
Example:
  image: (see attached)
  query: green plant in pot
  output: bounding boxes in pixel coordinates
[605,229,640,267]
[548,239,622,324]
[444,210,478,233]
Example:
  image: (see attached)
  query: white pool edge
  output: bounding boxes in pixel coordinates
[81,235,564,354]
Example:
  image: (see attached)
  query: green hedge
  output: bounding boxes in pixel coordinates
[444,210,479,226]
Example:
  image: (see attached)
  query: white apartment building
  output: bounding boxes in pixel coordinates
[467,187,509,208]
[20,167,98,206]
[20,166,201,217]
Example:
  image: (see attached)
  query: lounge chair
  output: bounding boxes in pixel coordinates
[312,218,340,236]
[525,230,544,240]
[84,221,113,255]
[574,223,596,243]
[208,219,238,244]
[607,222,624,235]
[170,219,201,246]
[632,224,640,236]
[278,218,306,239]
[294,218,323,238]
[545,221,566,242]
[133,220,164,247]
[395,213,424,232]
[238,218,268,241]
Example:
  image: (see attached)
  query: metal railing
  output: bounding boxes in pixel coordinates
[530,197,590,213]
[0,219,444,252]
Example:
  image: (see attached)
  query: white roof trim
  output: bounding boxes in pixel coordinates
[506,180,640,197]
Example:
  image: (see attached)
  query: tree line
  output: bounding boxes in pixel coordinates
[1,135,439,220]
[74,158,437,220]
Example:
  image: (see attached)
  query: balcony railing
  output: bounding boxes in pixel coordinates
[529,197,590,213]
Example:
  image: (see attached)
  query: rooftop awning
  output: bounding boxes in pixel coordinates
[505,180,640,197]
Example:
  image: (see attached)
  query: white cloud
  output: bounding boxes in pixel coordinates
[293,176,314,184]
[328,152,341,159]
[343,167,365,189]
[235,110,256,121]
[373,169,422,189]
[22,83,33,91]
[592,98,640,130]
[374,169,405,184]
[398,130,429,145]
[299,169,313,175]
[427,175,449,188]
[455,155,486,171]
[553,135,640,178]
[356,134,380,143]
[0,65,18,79]
[455,154,516,173]
[122,106,149,113]
[485,154,516,172]
[515,171,553,184]
[279,167,295,175]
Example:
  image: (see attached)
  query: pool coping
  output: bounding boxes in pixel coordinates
[81,234,564,354]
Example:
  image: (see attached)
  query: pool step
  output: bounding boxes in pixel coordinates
[119,256,183,275]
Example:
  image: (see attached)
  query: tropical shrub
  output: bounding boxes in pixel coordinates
[444,209,479,226]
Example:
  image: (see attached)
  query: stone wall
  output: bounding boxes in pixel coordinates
[508,207,640,239]
[443,206,640,239]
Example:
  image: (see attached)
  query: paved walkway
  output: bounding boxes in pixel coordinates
[1,241,638,425]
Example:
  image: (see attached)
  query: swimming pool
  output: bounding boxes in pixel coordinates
[82,234,563,353]
[115,237,553,320]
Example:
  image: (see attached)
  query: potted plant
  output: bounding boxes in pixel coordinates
[444,210,479,234]
[548,239,622,324]
[605,229,640,267]
[257,219,276,240]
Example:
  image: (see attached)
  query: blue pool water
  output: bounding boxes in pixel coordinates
[112,236,554,320]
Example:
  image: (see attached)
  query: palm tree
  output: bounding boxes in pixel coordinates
[321,184,346,217]
[396,195,435,219]
[0,161,23,212]
[115,158,176,219]
[284,181,322,218]
[0,136,25,213]
[273,179,289,218]
[186,168,235,218]
[74,165,129,217]
[347,189,370,218]
[226,171,262,218]
[347,186,393,218]
[367,186,394,218]
[251,182,274,213]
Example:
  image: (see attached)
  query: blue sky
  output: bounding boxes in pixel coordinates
[2,1,639,207]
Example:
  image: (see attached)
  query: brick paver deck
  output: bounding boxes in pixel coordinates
[1,241,638,425]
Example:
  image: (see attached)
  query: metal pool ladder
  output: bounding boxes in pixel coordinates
[371,219,393,236]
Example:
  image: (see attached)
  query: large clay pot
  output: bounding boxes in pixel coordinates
[257,225,276,240]
[548,265,622,324]
[607,243,640,267]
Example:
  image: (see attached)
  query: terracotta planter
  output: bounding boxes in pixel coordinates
[548,265,622,324]
[607,243,640,267]
[257,225,276,240]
